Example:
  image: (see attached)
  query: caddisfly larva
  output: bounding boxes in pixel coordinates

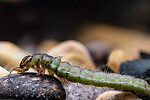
[8,53,150,97]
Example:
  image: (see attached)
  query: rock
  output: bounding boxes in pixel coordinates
[64,82,113,100]
[48,40,96,70]
[107,49,132,73]
[120,59,150,81]
[96,91,141,100]
[0,72,66,100]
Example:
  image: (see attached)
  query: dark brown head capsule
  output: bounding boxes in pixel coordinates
[20,55,33,69]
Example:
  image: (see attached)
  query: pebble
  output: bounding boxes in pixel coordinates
[107,49,132,73]
[95,91,141,100]
[48,40,96,70]
[0,72,66,100]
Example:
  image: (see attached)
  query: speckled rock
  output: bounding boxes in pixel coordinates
[64,82,113,100]
[0,72,66,100]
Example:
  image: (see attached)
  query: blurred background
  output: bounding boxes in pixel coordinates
[1,0,150,56]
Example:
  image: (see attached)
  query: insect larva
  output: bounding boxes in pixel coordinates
[8,53,150,97]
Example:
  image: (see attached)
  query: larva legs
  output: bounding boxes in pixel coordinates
[47,68,62,82]
[47,68,55,77]
[33,65,46,79]
[8,64,31,77]
[8,67,25,78]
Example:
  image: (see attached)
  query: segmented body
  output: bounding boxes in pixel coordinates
[9,53,150,97]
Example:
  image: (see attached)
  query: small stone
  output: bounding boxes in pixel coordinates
[0,72,66,100]
[96,91,141,100]
[107,49,132,73]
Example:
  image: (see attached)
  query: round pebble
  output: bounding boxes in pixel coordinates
[0,72,66,100]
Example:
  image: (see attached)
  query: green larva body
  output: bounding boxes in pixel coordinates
[18,53,150,97]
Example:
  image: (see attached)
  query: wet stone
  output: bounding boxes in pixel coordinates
[0,72,66,100]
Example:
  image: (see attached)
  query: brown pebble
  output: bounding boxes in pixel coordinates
[48,40,96,70]
[96,91,141,100]
[0,72,66,100]
[107,49,132,73]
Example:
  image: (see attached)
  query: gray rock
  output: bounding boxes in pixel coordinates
[0,72,66,100]
[64,82,113,100]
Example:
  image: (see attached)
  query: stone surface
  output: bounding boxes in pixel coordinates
[64,82,113,100]
[0,72,66,100]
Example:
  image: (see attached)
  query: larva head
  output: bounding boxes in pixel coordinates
[20,55,33,68]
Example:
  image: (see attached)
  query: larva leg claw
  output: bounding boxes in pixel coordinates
[8,67,25,78]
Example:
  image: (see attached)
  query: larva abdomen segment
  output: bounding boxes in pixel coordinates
[57,62,93,84]
[57,62,70,78]
[49,56,62,72]
[56,62,150,96]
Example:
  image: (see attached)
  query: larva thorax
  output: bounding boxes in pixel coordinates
[20,53,54,69]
